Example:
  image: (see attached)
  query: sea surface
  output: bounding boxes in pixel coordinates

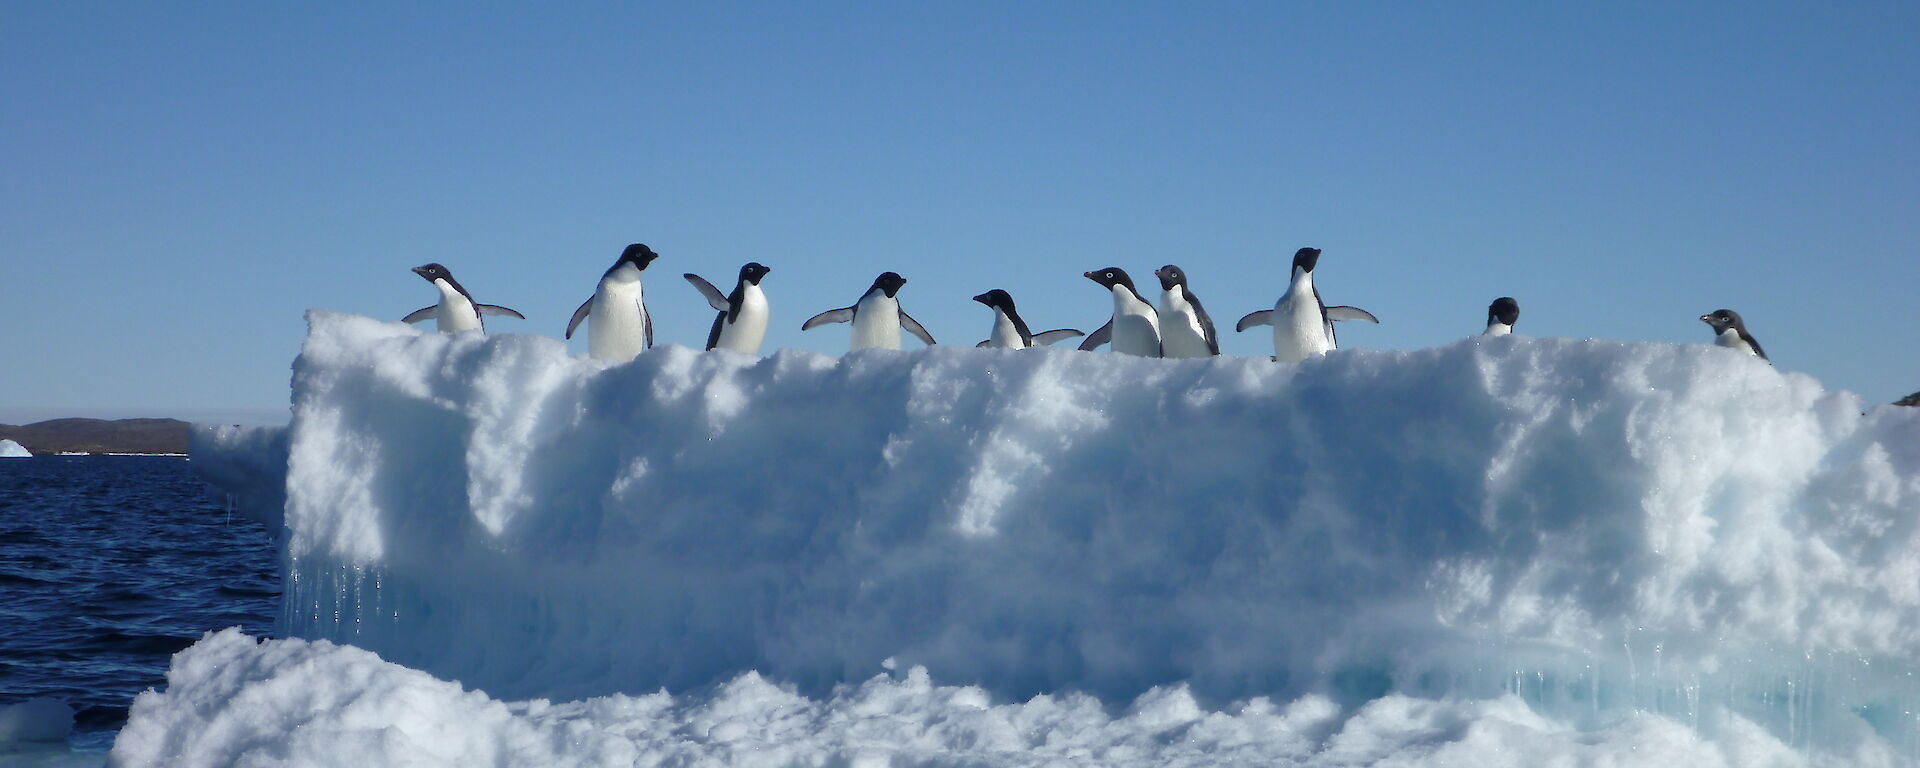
[0,456,278,752]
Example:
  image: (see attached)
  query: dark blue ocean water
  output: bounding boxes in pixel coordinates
[0,456,278,751]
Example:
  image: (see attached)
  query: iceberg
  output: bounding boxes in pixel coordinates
[111,628,1833,767]
[188,424,287,528]
[0,438,31,458]
[0,697,73,743]
[165,310,1920,766]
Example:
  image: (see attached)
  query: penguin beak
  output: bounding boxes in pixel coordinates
[972,292,991,305]
[1083,271,1096,281]
[412,266,432,280]
[1698,314,1712,324]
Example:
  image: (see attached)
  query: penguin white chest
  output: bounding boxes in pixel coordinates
[433,280,483,333]
[850,293,902,350]
[1109,288,1160,357]
[1715,328,1756,356]
[714,283,769,354]
[987,310,1024,349]
[1485,322,1513,337]
[1272,281,1331,363]
[1158,288,1210,358]
[589,273,648,363]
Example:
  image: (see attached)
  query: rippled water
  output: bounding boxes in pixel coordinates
[0,456,278,751]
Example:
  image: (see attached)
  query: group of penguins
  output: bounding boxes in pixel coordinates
[403,243,1772,365]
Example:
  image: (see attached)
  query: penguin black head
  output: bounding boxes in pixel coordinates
[973,289,1015,311]
[871,271,907,298]
[1291,248,1322,275]
[739,262,771,285]
[616,243,660,271]
[1154,265,1190,291]
[1701,308,1769,360]
[1488,297,1520,327]
[1699,308,1745,334]
[1083,267,1136,291]
[412,263,453,283]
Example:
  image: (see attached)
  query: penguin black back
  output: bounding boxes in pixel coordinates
[1488,297,1519,328]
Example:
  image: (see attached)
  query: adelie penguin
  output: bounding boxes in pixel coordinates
[802,272,935,351]
[1700,309,1768,362]
[402,263,525,334]
[566,244,659,363]
[685,262,771,355]
[1078,267,1161,357]
[1234,247,1377,362]
[1154,264,1218,358]
[1485,297,1519,336]
[972,289,1083,349]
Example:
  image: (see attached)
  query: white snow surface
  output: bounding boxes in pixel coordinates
[0,438,31,457]
[111,627,1880,768]
[168,310,1920,765]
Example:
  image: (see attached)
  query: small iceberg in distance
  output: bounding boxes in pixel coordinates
[0,439,31,458]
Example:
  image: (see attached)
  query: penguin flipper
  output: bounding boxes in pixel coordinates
[1325,306,1379,324]
[565,298,593,339]
[1031,329,1085,346]
[802,307,855,330]
[684,274,730,312]
[706,313,726,351]
[478,304,525,320]
[403,306,438,325]
[644,307,653,350]
[1186,293,1221,354]
[1077,320,1113,351]
[899,310,936,346]
[975,340,991,348]
[1234,310,1273,332]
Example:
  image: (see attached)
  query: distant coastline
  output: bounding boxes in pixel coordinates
[0,418,191,456]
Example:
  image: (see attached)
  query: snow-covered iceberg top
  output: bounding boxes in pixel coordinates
[188,310,1920,756]
[0,438,31,458]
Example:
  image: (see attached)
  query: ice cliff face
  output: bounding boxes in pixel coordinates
[185,310,1920,758]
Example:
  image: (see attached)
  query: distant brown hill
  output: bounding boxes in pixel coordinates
[0,418,190,455]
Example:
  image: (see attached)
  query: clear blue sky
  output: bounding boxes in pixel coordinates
[4,2,1915,422]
